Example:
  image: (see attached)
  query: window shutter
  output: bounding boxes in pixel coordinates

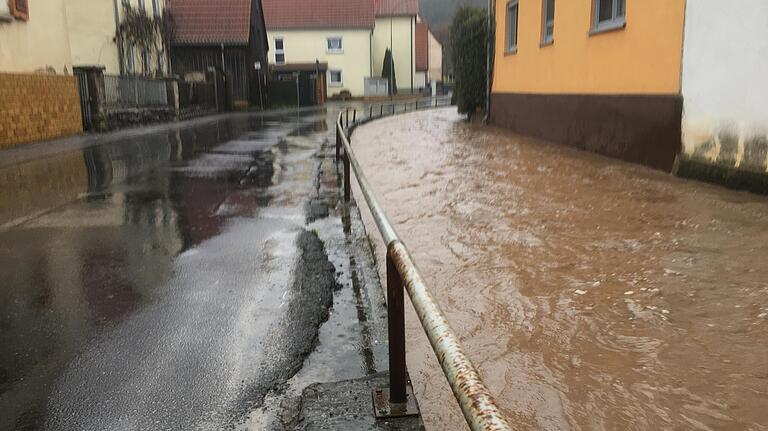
[10,0,29,21]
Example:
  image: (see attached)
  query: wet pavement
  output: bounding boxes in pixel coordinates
[0,106,396,430]
[352,109,768,431]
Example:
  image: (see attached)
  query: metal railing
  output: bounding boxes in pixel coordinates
[335,97,513,431]
[104,75,168,110]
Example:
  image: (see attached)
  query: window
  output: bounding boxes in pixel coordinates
[327,37,343,53]
[139,0,145,11]
[274,38,285,64]
[506,1,519,53]
[153,0,161,17]
[10,0,29,21]
[157,52,165,75]
[329,70,343,86]
[592,0,625,33]
[541,0,555,45]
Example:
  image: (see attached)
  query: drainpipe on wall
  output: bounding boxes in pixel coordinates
[484,0,495,123]
[113,0,125,76]
[410,16,414,94]
[220,43,226,71]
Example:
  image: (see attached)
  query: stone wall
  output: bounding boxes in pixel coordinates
[0,73,83,149]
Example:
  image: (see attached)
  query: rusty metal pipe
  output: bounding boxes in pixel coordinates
[388,241,513,431]
[335,105,511,430]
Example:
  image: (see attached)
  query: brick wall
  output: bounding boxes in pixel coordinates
[0,73,83,149]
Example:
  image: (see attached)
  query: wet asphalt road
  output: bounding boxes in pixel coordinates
[0,108,362,430]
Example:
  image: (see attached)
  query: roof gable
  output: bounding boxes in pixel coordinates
[375,0,418,16]
[170,0,253,45]
[263,0,375,30]
[416,22,428,71]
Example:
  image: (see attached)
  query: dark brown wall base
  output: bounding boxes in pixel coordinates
[490,92,683,172]
[674,156,768,195]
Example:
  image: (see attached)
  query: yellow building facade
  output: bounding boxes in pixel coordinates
[267,29,373,97]
[372,16,416,94]
[0,0,168,76]
[68,0,169,76]
[0,0,73,74]
[491,0,687,171]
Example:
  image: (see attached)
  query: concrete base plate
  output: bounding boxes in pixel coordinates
[372,385,420,418]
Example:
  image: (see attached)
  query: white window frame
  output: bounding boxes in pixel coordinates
[505,0,519,54]
[152,0,161,17]
[541,0,554,46]
[326,37,343,54]
[329,70,343,87]
[591,0,626,34]
[274,37,285,64]
[0,0,12,22]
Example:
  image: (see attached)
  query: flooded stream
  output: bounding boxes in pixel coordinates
[352,109,768,430]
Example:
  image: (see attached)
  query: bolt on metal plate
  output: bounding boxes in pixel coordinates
[372,385,420,419]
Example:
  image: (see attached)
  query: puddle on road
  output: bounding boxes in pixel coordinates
[353,109,768,430]
[0,109,348,430]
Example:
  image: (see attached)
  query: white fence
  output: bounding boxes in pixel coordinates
[364,78,389,97]
[104,75,168,110]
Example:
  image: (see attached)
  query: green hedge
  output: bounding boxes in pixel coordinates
[449,6,489,117]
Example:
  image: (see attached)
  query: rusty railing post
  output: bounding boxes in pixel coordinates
[380,104,384,117]
[335,123,341,163]
[386,243,407,404]
[370,104,373,118]
[343,151,351,203]
[345,108,349,128]
[353,109,357,124]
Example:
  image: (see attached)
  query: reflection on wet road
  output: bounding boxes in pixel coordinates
[0,109,349,430]
[353,109,768,430]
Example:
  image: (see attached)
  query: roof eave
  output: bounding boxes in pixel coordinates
[265,25,375,31]
[172,40,249,47]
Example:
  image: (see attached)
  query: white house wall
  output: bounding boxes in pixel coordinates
[372,16,416,94]
[0,0,73,73]
[415,71,426,89]
[427,30,442,83]
[681,0,768,173]
[267,29,372,97]
[65,0,122,75]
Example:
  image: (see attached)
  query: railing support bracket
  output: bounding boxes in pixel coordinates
[372,384,420,419]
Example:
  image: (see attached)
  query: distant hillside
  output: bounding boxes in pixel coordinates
[419,0,487,43]
[419,0,487,74]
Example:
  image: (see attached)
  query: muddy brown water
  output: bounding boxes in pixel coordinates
[351,109,768,431]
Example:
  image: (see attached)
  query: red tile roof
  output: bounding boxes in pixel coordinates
[415,22,428,71]
[375,0,418,16]
[169,0,253,45]
[262,0,375,30]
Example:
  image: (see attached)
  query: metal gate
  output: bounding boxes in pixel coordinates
[74,69,92,131]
